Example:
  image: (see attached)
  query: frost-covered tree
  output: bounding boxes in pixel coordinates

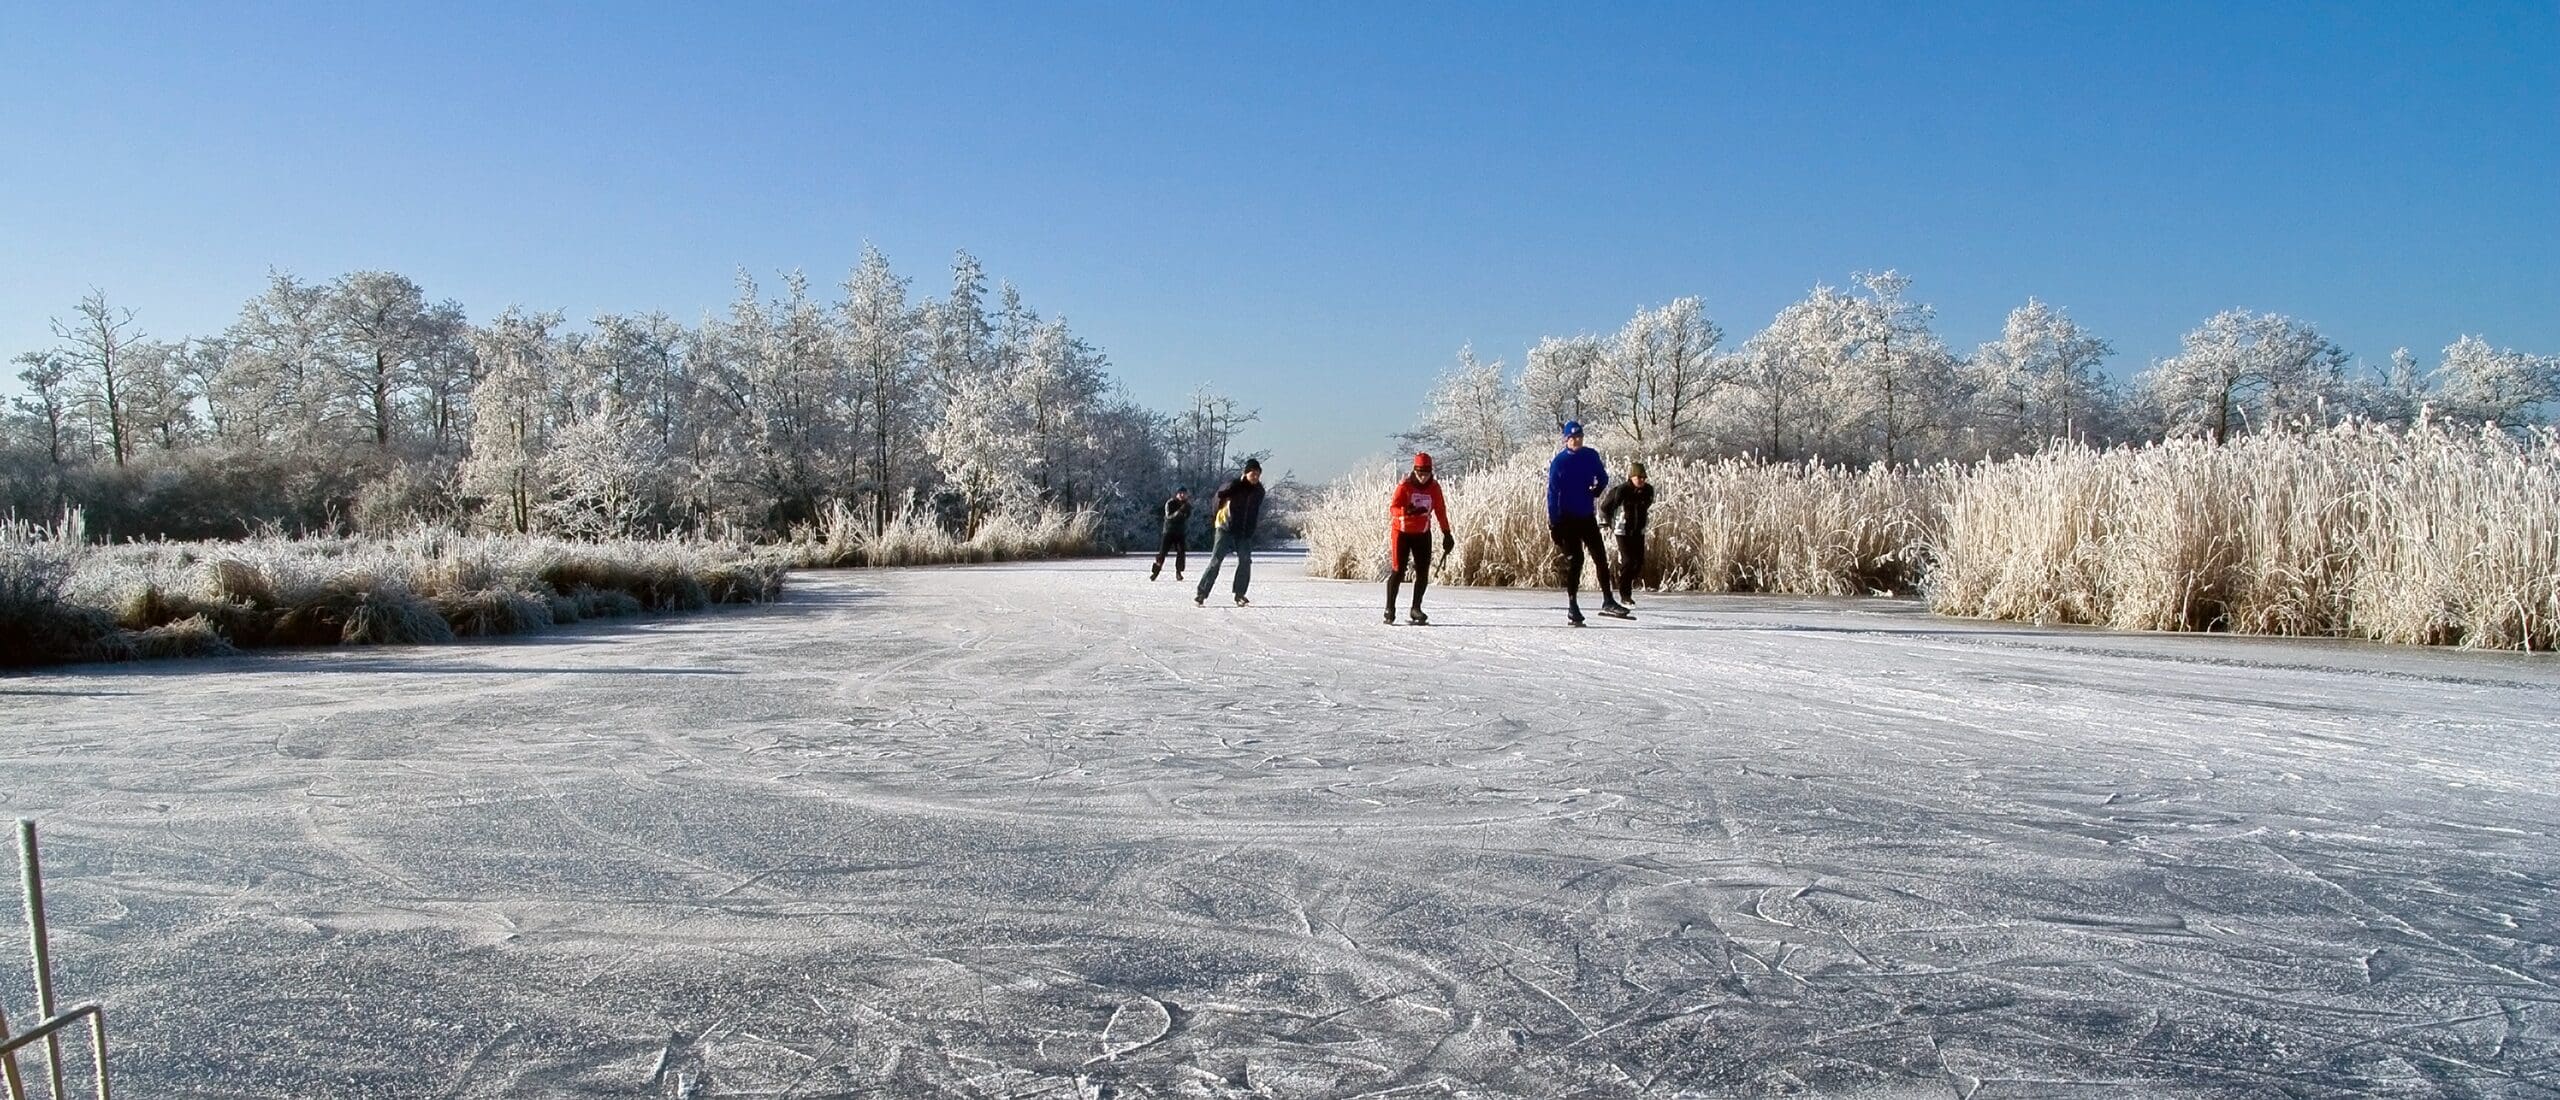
[1735,288,1859,461]
[171,338,236,441]
[924,250,994,396]
[590,311,691,454]
[1171,388,1257,492]
[2431,335,2556,429]
[2,253,1199,544]
[1966,298,2114,454]
[838,245,923,533]
[1012,317,1112,507]
[326,271,463,452]
[926,370,1039,526]
[1519,334,1602,432]
[538,398,666,538]
[689,271,848,528]
[117,340,197,451]
[220,273,343,446]
[50,290,146,466]
[458,308,566,533]
[11,351,74,467]
[1403,345,1521,475]
[2140,310,2349,443]
[412,313,478,453]
[1827,271,1959,465]
[1590,297,1726,459]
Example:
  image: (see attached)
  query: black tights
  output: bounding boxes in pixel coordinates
[1386,532,1434,612]
[1551,515,1615,609]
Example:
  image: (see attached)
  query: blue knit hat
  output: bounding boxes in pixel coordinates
[1561,420,1583,439]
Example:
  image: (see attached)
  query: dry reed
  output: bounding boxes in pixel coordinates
[1307,421,2560,650]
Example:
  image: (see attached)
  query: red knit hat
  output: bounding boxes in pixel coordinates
[1412,452,1434,470]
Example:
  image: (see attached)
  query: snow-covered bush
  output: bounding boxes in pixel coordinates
[12,526,787,667]
[1,516,124,666]
[785,500,1100,569]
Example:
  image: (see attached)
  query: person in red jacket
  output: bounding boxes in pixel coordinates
[1385,452,1455,624]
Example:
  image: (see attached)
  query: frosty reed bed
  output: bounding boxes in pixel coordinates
[1302,452,1941,597]
[1,518,786,668]
[1931,422,2560,649]
[784,501,1103,569]
[1303,421,2560,650]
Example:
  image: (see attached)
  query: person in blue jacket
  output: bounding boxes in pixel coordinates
[1547,421,1631,625]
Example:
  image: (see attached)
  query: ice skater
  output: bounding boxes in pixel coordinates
[1194,458,1266,607]
[1385,451,1454,625]
[1149,487,1191,580]
[1598,460,1654,605]
[1547,421,1631,626]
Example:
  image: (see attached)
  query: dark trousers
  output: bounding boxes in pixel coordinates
[1550,514,1615,609]
[1615,529,1646,601]
[1386,531,1434,612]
[1151,529,1186,577]
[1195,531,1253,598]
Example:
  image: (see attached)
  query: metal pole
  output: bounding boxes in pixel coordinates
[85,1008,108,1100]
[16,821,63,1100]
[0,998,25,1100]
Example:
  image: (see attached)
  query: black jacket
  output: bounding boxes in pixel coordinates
[1213,477,1267,539]
[1599,480,1653,536]
[1161,495,1192,533]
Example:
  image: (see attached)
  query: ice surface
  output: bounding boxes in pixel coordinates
[2,551,2556,1097]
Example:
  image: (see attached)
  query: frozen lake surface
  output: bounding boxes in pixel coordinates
[4,553,2557,1098]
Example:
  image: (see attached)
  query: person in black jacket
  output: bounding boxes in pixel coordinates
[1193,458,1266,607]
[1149,488,1191,580]
[1598,461,1655,606]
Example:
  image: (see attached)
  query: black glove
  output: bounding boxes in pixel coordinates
[1441,531,1455,555]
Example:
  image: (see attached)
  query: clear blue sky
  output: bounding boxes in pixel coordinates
[4,2,2553,481]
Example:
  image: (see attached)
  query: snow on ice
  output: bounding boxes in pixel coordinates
[3,553,2556,1097]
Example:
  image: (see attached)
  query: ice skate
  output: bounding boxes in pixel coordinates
[1234,594,1251,607]
[1599,599,1634,620]
[1407,609,1429,626]
[1384,609,1398,625]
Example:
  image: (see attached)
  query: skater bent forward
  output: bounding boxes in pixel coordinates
[1597,461,1654,605]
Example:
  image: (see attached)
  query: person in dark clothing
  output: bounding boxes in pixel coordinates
[1385,452,1454,624]
[1547,421,1630,625]
[1194,458,1266,606]
[1149,488,1192,580]
[1598,461,1654,605]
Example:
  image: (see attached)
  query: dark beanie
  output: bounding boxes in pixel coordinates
[1242,458,1262,473]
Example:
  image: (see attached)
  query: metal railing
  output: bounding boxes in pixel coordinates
[0,820,110,1100]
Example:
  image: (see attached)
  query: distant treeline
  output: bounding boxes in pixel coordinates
[1399,271,2556,473]
[4,249,1265,547]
